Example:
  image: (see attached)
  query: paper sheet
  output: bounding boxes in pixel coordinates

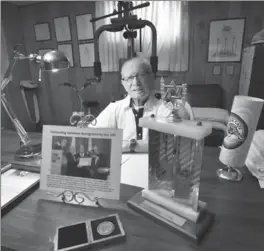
[258,179,264,188]
[1,169,40,207]
[121,154,148,188]
[121,155,131,166]
[78,157,92,167]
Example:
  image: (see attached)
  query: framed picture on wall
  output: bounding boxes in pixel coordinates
[76,13,94,40]
[58,44,74,67]
[54,16,72,42]
[226,65,234,75]
[37,48,53,56]
[208,18,246,62]
[78,43,94,67]
[212,64,221,75]
[34,23,51,41]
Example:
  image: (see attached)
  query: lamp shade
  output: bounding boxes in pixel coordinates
[251,29,264,45]
[42,50,70,71]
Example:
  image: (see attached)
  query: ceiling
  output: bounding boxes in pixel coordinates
[5,1,47,6]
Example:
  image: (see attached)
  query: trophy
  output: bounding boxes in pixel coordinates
[128,80,215,243]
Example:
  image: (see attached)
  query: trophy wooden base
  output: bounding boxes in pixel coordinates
[127,191,215,244]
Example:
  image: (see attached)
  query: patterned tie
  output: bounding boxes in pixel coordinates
[166,133,175,165]
[178,137,194,173]
[189,139,204,211]
[148,129,161,184]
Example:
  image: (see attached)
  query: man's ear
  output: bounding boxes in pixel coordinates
[147,72,154,80]
[120,84,128,99]
[147,73,155,89]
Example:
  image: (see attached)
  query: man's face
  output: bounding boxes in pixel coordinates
[80,145,84,153]
[121,60,152,100]
[61,139,68,148]
[69,146,75,154]
[93,146,99,154]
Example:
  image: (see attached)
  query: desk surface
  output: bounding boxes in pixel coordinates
[1,130,264,251]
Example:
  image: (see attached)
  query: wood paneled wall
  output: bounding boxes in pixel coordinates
[161,1,264,110]
[2,1,264,130]
[187,1,264,110]
[1,2,34,131]
[19,1,122,126]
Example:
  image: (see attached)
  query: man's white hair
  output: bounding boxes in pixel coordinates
[121,56,152,74]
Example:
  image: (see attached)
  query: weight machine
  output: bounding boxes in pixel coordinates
[91,1,158,82]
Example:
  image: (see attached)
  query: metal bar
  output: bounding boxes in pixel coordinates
[1,93,31,146]
[139,21,142,52]
[90,2,150,22]
[1,58,18,91]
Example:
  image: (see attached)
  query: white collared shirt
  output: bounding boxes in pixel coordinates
[89,92,172,142]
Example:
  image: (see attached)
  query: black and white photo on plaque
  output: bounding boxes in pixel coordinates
[51,135,111,180]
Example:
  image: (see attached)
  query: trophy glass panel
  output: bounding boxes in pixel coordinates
[148,130,204,211]
[173,137,204,211]
[149,130,175,192]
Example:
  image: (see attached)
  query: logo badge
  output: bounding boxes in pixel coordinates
[223,112,248,149]
[97,221,115,236]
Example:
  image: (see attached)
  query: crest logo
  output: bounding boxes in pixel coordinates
[223,112,248,149]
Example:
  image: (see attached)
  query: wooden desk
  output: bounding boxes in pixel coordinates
[1,130,264,251]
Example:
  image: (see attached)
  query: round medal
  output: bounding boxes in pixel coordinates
[97,221,115,236]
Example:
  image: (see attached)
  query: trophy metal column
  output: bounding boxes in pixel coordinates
[128,83,215,243]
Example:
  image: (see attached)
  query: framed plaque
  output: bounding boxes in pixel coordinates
[40,125,123,206]
[78,43,94,67]
[76,13,94,40]
[208,18,246,62]
[34,23,51,41]
[58,44,74,67]
[54,16,72,42]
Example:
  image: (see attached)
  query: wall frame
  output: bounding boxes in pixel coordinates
[57,44,74,67]
[78,43,94,67]
[34,23,51,41]
[212,65,222,75]
[76,13,94,40]
[226,65,234,75]
[54,16,72,42]
[208,18,246,62]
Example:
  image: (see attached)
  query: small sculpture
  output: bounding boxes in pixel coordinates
[160,78,188,122]
[60,81,98,127]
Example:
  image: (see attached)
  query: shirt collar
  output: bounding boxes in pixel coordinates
[124,92,157,111]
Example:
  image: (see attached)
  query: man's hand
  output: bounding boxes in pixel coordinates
[122,139,148,153]
[135,140,148,153]
[129,139,137,152]
[122,140,131,152]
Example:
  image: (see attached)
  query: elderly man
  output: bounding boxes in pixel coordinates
[90,57,192,152]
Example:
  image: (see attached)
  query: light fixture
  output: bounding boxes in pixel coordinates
[1,45,70,160]
[251,29,264,45]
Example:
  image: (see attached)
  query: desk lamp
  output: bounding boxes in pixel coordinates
[1,45,70,160]
[251,29,264,45]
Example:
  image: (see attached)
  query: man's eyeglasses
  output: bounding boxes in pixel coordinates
[121,72,151,82]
